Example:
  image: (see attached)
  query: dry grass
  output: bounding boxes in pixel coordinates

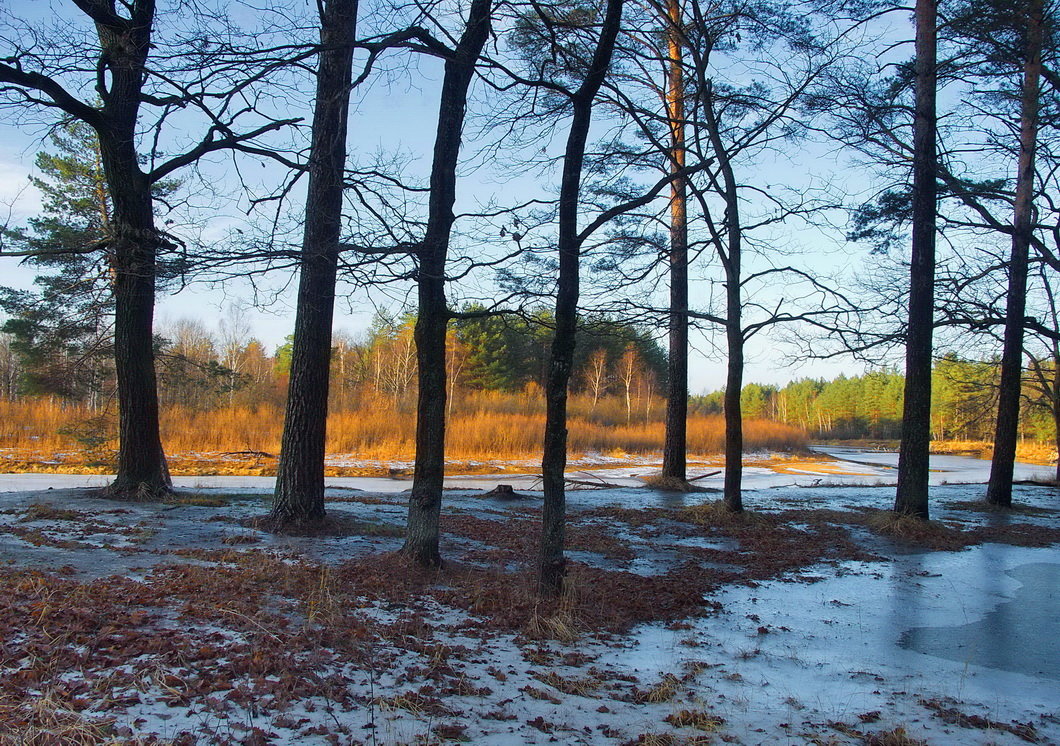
[164,493,232,508]
[532,670,601,697]
[624,733,715,745]
[929,438,1057,466]
[642,474,702,492]
[635,673,682,704]
[525,606,581,642]
[19,503,83,522]
[663,709,725,731]
[525,577,585,642]
[5,397,1060,475]
[681,500,771,529]
[864,727,928,746]
[0,395,809,467]
[864,510,958,543]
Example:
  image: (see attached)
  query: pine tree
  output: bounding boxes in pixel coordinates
[0,122,114,403]
[1,122,179,406]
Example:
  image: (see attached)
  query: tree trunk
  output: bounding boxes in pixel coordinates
[702,82,744,512]
[91,8,170,499]
[540,0,625,597]
[662,0,689,485]
[103,147,171,498]
[894,0,938,519]
[1053,388,1060,482]
[272,0,358,524]
[986,0,1042,508]
[404,0,493,567]
[722,318,743,511]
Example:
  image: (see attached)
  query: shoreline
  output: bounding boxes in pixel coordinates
[0,448,830,478]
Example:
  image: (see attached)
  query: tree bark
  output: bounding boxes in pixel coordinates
[701,82,744,512]
[403,0,493,567]
[987,0,1043,507]
[89,3,171,499]
[661,0,690,485]
[1053,389,1060,482]
[101,133,170,498]
[894,0,938,519]
[272,0,358,524]
[540,0,625,596]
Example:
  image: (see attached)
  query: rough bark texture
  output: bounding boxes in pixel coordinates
[1054,400,1060,482]
[702,83,744,512]
[722,315,743,511]
[89,3,171,499]
[103,136,170,498]
[403,0,493,567]
[894,0,938,519]
[271,0,358,524]
[661,0,689,485]
[540,0,625,597]
[987,0,1043,507]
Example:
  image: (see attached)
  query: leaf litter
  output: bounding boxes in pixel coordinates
[0,467,1057,745]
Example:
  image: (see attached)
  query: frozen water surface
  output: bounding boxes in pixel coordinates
[0,449,1057,744]
[603,544,1060,744]
[900,560,1060,681]
[1,444,1050,494]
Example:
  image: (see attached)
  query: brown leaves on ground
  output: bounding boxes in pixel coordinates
[776,506,1060,551]
[0,496,888,741]
[920,697,1043,743]
[245,510,404,538]
[0,552,422,743]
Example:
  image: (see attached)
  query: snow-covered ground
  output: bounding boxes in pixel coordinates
[0,451,1057,744]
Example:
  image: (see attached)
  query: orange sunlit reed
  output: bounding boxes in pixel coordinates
[0,393,809,464]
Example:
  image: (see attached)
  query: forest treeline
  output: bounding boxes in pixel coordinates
[2,303,1053,451]
[0,306,668,415]
[696,357,1058,443]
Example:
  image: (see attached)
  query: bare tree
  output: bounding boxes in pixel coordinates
[667,0,847,512]
[218,304,253,406]
[539,0,626,596]
[271,0,359,526]
[1025,269,1060,480]
[583,347,610,409]
[986,0,1045,507]
[0,1,298,498]
[618,343,639,423]
[403,0,494,567]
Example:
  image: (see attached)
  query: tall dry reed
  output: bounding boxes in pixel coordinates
[0,395,810,461]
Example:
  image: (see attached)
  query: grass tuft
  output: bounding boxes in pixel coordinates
[681,500,769,528]
[664,708,725,731]
[19,503,82,522]
[864,510,957,542]
[165,493,230,507]
[864,726,928,746]
[642,474,709,492]
[635,673,682,704]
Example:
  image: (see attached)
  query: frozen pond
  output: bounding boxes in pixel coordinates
[616,542,1060,744]
[0,446,1052,495]
[899,560,1060,681]
[811,444,1054,485]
